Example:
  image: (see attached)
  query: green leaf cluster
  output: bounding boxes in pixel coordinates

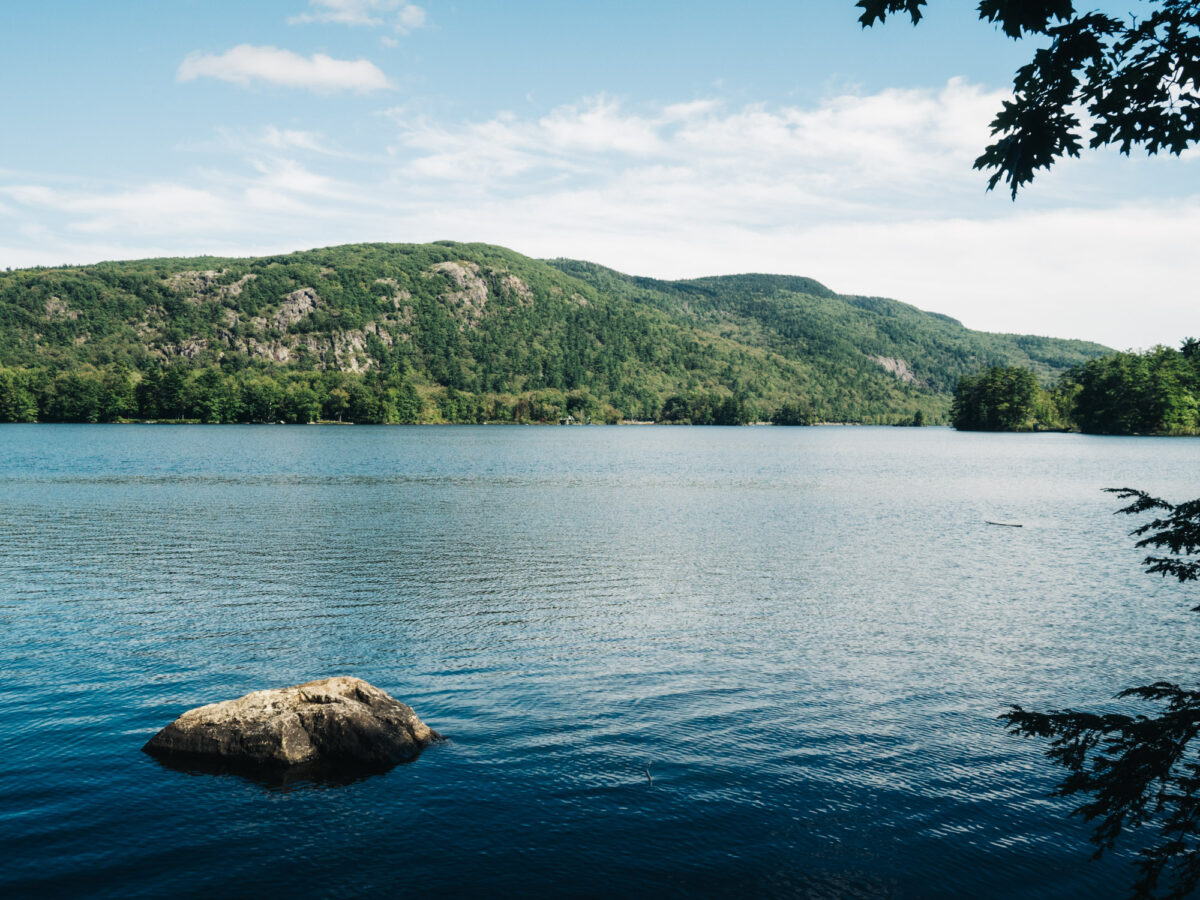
[858,0,1200,196]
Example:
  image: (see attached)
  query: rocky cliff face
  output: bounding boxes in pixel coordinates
[871,355,919,385]
[146,260,536,372]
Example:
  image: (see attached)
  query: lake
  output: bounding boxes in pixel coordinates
[2,425,1197,898]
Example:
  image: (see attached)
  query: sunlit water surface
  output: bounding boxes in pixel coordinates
[2,425,1198,898]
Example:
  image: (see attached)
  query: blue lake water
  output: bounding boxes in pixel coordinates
[2,425,1198,898]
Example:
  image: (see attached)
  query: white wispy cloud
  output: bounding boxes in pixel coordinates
[395,4,427,33]
[385,79,1002,213]
[3,182,233,235]
[258,126,340,154]
[253,127,380,161]
[289,0,427,33]
[177,45,390,93]
[182,126,375,163]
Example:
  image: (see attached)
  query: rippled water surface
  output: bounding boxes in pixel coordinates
[2,425,1199,898]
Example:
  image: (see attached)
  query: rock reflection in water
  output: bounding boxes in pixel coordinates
[146,751,424,792]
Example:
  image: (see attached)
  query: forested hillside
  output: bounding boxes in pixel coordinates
[0,242,1109,424]
[550,261,1106,393]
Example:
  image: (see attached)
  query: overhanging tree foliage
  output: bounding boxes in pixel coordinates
[858,0,1200,196]
[858,3,1200,895]
[1003,491,1200,899]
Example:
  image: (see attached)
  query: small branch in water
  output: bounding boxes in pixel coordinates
[986,521,1023,528]
[645,763,653,787]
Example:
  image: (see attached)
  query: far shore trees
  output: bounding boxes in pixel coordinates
[950,344,1200,435]
[950,365,1040,430]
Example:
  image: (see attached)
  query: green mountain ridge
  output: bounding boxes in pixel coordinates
[0,241,1110,424]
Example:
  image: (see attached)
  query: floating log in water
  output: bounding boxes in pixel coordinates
[985,521,1023,528]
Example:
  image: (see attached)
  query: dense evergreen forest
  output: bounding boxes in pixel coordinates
[951,342,1200,434]
[0,242,1109,424]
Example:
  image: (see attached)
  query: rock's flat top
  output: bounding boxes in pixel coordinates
[143,677,439,769]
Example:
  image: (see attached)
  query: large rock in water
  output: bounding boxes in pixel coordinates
[143,677,439,769]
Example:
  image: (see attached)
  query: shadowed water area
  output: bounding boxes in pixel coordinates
[2,425,1198,898]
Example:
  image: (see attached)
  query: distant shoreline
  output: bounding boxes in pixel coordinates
[0,419,912,427]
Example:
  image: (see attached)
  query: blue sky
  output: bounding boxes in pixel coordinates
[1,0,1195,348]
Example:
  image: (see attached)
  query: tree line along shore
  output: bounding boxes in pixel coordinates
[0,364,811,426]
[1,340,1195,433]
[951,342,1200,435]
